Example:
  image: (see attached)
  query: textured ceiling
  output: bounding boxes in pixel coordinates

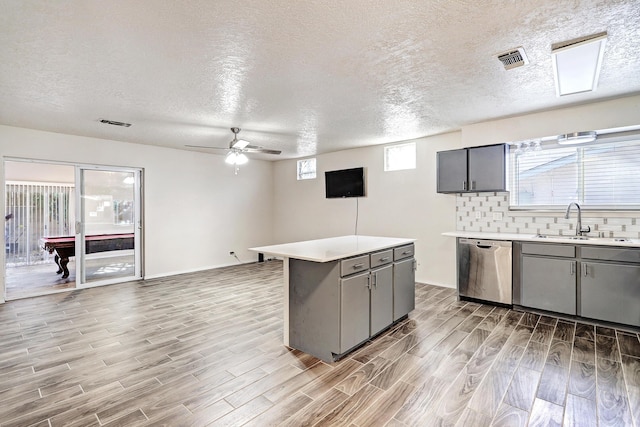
[1,0,640,160]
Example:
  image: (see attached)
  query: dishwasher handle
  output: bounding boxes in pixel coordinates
[476,244,493,249]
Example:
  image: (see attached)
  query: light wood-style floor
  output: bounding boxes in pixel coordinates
[5,254,135,300]
[1,260,639,426]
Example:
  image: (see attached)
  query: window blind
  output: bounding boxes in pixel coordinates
[509,135,640,210]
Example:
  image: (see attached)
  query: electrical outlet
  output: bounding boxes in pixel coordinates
[493,212,503,221]
[475,211,482,219]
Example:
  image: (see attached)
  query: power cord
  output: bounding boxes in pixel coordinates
[355,197,359,235]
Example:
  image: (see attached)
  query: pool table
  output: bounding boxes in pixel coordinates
[41,233,134,279]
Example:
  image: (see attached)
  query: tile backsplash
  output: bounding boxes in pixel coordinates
[456,192,640,239]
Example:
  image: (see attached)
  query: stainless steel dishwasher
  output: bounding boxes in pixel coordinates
[457,238,512,305]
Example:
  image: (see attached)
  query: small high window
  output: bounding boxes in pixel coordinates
[297,158,316,180]
[384,142,416,171]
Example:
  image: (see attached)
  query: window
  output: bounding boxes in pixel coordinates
[297,158,316,180]
[509,133,640,209]
[384,142,416,171]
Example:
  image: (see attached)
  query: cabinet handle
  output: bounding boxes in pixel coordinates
[570,263,575,275]
[463,180,467,191]
[471,180,476,190]
[379,257,390,262]
[583,264,588,277]
[353,263,364,269]
[402,251,411,255]
[372,273,377,288]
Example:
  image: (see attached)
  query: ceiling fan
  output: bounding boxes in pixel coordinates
[186,127,282,166]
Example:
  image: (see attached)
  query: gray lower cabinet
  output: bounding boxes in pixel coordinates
[517,242,640,328]
[393,258,415,321]
[370,264,393,336]
[289,244,415,362]
[521,255,576,315]
[581,260,640,328]
[340,271,371,351]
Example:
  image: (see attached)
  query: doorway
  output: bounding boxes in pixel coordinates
[4,160,143,300]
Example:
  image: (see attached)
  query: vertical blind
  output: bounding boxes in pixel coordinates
[509,135,640,209]
[5,183,73,265]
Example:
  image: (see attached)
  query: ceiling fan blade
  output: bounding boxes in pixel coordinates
[243,147,282,155]
[185,144,228,150]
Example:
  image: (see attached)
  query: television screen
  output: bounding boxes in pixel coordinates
[325,167,365,198]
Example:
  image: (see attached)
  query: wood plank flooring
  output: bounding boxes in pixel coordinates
[1,260,639,426]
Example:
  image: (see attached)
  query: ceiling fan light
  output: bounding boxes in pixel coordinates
[557,131,597,145]
[236,153,249,165]
[225,151,238,164]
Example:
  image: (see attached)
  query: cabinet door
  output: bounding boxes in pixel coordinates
[437,149,468,193]
[371,265,393,336]
[468,144,506,192]
[393,258,415,321]
[340,272,370,352]
[521,255,576,315]
[581,262,640,327]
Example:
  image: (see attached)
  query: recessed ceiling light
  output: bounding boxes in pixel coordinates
[99,119,132,127]
[551,32,607,96]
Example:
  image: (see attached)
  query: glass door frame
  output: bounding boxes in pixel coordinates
[75,164,143,288]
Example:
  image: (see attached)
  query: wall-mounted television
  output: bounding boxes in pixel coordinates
[325,167,365,198]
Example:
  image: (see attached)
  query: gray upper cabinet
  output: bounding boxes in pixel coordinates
[437,149,468,193]
[437,144,507,193]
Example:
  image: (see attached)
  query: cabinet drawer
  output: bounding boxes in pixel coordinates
[394,244,415,261]
[340,255,370,277]
[370,250,393,268]
[581,246,640,263]
[521,243,575,258]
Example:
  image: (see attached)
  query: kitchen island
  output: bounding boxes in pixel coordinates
[250,235,416,362]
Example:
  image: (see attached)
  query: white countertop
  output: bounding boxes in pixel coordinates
[443,231,640,247]
[250,235,416,262]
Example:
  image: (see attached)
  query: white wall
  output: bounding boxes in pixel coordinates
[0,125,274,302]
[462,94,640,147]
[272,132,461,288]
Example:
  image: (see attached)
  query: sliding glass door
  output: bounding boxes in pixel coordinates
[76,166,142,286]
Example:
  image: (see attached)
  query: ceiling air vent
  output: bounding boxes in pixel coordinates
[99,118,132,127]
[496,47,529,70]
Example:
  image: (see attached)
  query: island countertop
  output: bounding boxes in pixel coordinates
[249,235,416,262]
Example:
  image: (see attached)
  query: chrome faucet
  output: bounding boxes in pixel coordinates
[564,202,591,236]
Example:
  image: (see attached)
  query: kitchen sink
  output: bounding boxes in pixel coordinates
[534,234,591,240]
